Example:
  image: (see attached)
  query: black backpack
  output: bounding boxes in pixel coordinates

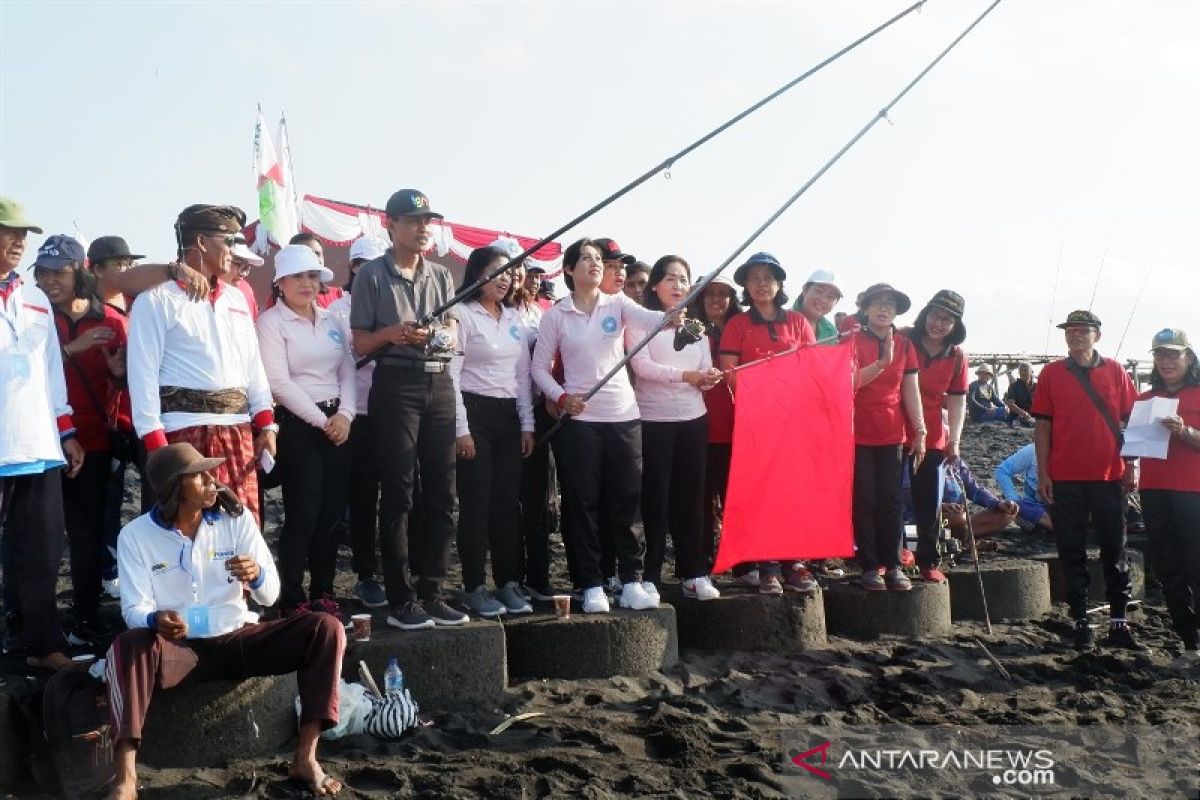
[38,668,115,798]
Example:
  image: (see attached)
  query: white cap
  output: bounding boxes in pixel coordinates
[488,236,524,259]
[273,244,334,284]
[700,272,739,292]
[230,236,264,267]
[349,236,387,262]
[804,268,841,293]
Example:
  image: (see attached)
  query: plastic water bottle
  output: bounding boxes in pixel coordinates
[384,658,405,696]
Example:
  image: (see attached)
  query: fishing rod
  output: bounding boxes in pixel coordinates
[1114,256,1155,358]
[540,0,1006,443]
[355,0,926,369]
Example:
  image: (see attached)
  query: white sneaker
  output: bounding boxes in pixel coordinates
[641,581,660,602]
[682,575,721,601]
[582,586,610,614]
[619,581,658,610]
[102,578,120,599]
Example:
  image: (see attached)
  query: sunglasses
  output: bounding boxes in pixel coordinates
[205,233,236,247]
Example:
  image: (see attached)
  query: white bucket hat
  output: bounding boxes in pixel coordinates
[273,244,333,284]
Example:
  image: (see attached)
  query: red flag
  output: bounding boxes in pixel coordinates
[713,342,856,573]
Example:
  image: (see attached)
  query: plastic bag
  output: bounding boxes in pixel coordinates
[296,680,373,740]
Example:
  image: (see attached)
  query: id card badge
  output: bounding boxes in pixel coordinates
[185,603,211,637]
[0,351,31,384]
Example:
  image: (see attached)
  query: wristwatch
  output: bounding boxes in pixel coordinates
[259,423,280,434]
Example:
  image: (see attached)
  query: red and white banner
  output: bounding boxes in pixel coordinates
[244,194,563,275]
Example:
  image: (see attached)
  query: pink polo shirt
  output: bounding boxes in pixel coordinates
[531,291,663,423]
[256,301,356,428]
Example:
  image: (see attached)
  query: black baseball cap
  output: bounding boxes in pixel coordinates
[385,189,444,220]
[88,235,145,263]
[926,289,965,319]
[1056,309,1101,329]
[594,237,635,265]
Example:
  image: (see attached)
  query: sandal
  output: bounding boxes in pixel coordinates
[287,770,343,796]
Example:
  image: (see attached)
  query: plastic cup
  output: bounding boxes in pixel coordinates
[351,614,372,642]
[552,595,571,620]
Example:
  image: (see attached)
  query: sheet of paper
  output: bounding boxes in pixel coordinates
[1120,397,1178,459]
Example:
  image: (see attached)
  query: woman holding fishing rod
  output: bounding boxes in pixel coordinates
[898,290,969,585]
[718,253,818,595]
[847,283,926,592]
[628,256,724,601]
[531,239,681,614]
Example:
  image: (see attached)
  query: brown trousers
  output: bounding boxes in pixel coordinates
[104,612,345,744]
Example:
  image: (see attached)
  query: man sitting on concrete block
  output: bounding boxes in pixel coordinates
[105,443,346,798]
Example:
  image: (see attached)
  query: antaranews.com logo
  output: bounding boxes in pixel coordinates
[781,725,1197,799]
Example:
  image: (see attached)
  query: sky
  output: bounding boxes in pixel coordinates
[2,0,1196,358]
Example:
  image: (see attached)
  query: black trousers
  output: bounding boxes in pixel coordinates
[641,416,709,582]
[63,451,112,619]
[556,418,645,589]
[1141,488,1200,648]
[519,403,556,590]
[0,468,69,656]
[456,393,523,589]
[348,414,382,582]
[910,448,946,569]
[1048,479,1132,620]
[703,443,731,573]
[370,366,456,605]
[277,412,352,609]
[853,444,904,571]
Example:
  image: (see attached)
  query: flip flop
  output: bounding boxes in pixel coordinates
[287,771,343,797]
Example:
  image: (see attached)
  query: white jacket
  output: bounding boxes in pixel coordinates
[0,278,73,468]
[117,507,281,637]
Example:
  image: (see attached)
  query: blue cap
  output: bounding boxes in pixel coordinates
[733,252,786,286]
[33,234,86,270]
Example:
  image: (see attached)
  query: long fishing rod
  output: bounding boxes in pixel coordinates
[355,0,926,369]
[540,0,1006,443]
[1087,224,1115,311]
[1114,256,1154,358]
[1042,230,1065,355]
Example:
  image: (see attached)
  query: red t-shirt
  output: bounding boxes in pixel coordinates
[704,328,734,444]
[719,308,815,364]
[1030,356,1136,481]
[853,327,919,446]
[54,301,129,453]
[898,329,968,451]
[1137,385,1200,492]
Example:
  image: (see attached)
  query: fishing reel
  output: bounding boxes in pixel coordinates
[425,322,456,358]
[672,316,706,352]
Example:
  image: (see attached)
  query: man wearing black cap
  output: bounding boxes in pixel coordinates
[1031,309,1143,652]
[0,199,85,669]
[126,204,277,524]
[350,189,468,630]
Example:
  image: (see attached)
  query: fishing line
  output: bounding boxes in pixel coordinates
[1114,256,1154,359]
[1087,223,1115,311]
[540,0,1006,444]
[355,0,927,368]
[1043,229,1065,355]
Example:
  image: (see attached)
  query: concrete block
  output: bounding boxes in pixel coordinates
[822,580,952,640]
[661,584,826,652]
[139,674,296,767]
[1031,548,1145,604]
[946,558,1051,621]
[342,619,507,709]
[503,606,678,679]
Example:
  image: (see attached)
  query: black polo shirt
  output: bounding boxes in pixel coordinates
[349,253,457,364]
